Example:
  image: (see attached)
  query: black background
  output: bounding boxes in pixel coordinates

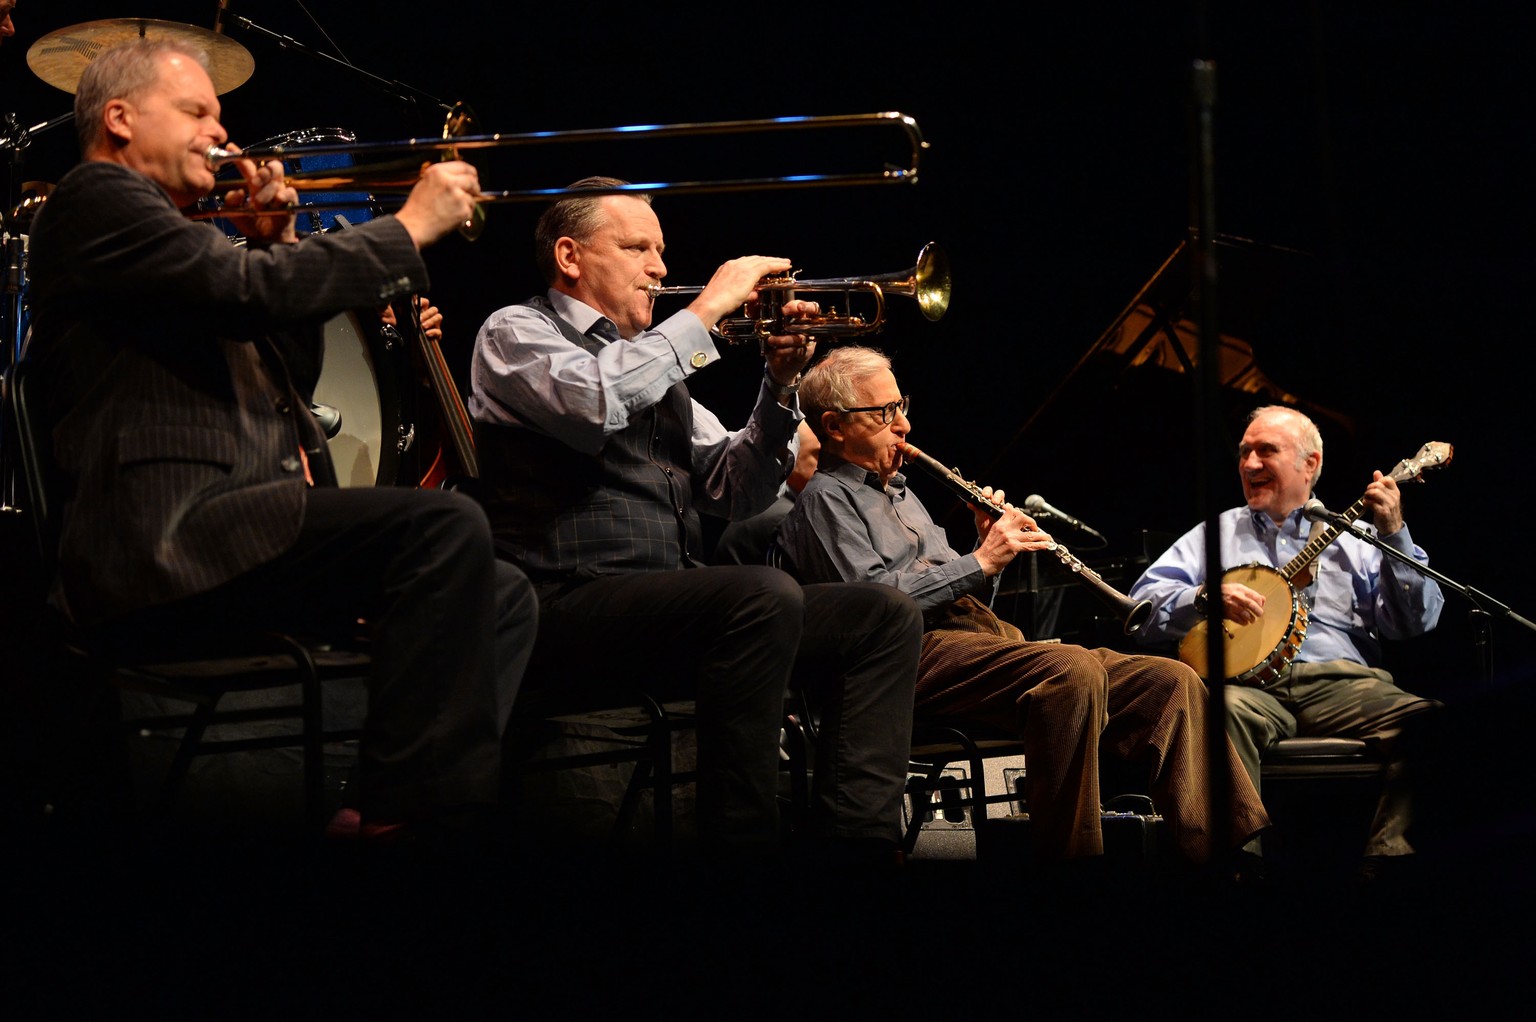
[6,3,1533,683]
[4,4,1534,1007]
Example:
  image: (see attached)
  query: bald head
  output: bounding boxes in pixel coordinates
[1238,405,1324,521]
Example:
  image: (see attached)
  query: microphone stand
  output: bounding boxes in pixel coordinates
[222,16,451,117]
[3,112,73,514]
[1325,516,1535,684]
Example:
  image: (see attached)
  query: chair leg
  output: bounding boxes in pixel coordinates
[300,670,325,829]
[902,765,946,856]
[644,695,673,847]
[613,758,655,841]
[782,713,811,835]
[159,701,219,812]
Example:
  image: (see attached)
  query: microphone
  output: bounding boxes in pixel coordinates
[214,0,233,34]
[1023,493,1103,539]
[1301,498,1346,526]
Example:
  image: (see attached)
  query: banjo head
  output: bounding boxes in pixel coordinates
[1179,564,1301,679]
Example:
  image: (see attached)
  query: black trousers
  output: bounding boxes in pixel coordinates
[528,566,920,850]
[104,487,536,822]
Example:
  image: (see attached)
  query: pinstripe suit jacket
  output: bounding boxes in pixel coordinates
[26,161,428,626]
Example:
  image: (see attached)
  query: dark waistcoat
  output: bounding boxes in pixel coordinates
[474,296,703,590]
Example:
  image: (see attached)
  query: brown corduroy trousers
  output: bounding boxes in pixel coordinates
[915,601,1269,862]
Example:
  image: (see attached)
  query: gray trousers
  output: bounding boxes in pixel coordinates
[1226,659,1436,856]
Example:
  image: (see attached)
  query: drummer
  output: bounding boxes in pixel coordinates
[1,2,16,45]
[24,37,537,843]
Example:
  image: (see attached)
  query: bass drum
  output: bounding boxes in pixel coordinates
[313,310,412,487]
[213,129,413,486]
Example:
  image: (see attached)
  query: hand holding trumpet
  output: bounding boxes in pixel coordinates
[760,307,819,390]
[684,255,791,333]
[684,255,821,391]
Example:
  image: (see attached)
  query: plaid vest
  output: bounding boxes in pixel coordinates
[474,295,703,591]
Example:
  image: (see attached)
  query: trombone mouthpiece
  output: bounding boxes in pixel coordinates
[204,145,236,169]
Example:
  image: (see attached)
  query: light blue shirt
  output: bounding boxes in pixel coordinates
[1128,505,1444,666]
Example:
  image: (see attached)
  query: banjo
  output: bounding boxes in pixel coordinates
[1178,441,1453,686]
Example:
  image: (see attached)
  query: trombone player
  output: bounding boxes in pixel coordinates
[25,38,536,840]
[469,177,922,859]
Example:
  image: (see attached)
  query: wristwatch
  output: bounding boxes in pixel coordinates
[766,371,801,401]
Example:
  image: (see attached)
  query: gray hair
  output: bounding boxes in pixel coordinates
[799,346,893,440]
[75,39,209,155]
[1247,404,1324,486]
[534,177,651,286]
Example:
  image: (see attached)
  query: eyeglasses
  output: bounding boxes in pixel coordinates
[835,395,911,424]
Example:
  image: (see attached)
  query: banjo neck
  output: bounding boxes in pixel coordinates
[1279,495,1365,587]
[1278,440,1453,589]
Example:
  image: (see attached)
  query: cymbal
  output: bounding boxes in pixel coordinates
[27,19,255,95]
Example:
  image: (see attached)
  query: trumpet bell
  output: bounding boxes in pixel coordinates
[646,241,951,342]
[899,241,951,322]
[915,242,951,321]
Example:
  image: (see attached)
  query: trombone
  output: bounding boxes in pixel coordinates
[198,111,929,226]
[648,242,951,342]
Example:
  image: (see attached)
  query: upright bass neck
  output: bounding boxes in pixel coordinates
[394,296,479,485]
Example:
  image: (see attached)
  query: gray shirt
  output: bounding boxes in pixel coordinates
[778,454,988,613]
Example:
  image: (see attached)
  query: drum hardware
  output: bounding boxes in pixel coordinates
[310,403,343,440]
[897,442,1153,634]
[648,242,950,342]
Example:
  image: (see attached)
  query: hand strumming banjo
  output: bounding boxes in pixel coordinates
[1178,441,1453,686]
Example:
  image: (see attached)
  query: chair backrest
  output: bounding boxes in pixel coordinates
[764,539,796,578]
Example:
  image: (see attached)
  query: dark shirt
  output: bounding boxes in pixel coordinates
[777,454,988,614]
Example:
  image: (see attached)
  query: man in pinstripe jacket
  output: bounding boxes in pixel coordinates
[25,39,535,835]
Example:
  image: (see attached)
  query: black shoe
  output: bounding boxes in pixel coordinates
[1229,849,1269,886]
[1356,853,1415,886]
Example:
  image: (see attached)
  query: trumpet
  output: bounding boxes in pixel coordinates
[897,442,1152,635]
[648,242,950,342]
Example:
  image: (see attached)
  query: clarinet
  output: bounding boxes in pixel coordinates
[897,442,1152,634]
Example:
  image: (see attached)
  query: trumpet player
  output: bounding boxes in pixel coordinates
[776,346,1271,867]
[469,179,922,860]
